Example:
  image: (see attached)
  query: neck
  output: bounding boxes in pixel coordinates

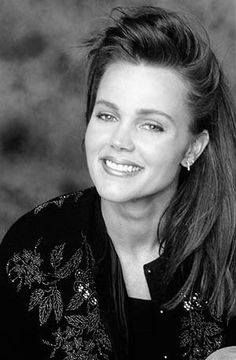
[101,194,171,260]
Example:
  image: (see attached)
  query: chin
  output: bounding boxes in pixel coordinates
[94,182,136,203]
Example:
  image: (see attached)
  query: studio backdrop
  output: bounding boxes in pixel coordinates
[0,0,235,241]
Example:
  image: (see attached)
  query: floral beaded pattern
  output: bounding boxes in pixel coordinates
[6,234,112,359]
[179,292,224,359]
[33,191,83,215]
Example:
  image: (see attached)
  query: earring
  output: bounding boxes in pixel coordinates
[186,159,193,171]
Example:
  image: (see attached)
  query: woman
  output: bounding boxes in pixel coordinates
[0,6,235,360]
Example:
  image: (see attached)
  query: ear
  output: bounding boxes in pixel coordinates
[181,130,209,170]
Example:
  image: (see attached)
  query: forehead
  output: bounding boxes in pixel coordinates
[96,61,191,122]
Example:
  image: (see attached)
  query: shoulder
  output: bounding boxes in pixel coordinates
[32,186,97,220]
[32,186,95,216]
[0,187,98,264]
[0,187,112,359]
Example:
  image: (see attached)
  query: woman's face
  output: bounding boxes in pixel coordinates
[85,61,193,204]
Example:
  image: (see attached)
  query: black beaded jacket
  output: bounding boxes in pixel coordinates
[0,187,235,360]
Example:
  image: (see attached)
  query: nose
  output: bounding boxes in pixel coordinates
[110,122,135,152]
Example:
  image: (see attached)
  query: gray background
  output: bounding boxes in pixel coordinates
[0,0,235,241]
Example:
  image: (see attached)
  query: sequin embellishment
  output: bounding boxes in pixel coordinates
[6,234,112,359]
[34,191,83,215]
[179,292,223,359]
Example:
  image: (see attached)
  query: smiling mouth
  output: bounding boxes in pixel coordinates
[102,158,143,176]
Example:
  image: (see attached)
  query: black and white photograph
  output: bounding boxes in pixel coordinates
[0,1,235,359]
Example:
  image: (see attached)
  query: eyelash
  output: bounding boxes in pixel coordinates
[141,123,164,132]
[95,113,164,132]
[96,113,117,122]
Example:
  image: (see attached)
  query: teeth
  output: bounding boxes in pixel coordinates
[105,160,141,173]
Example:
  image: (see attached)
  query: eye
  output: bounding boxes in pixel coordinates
[96,112,117,122]
[141,122,164,132]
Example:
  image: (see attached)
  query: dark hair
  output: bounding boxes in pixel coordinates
[84,6,236,320]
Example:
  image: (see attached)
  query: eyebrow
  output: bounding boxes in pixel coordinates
[137,109,173,122]
[95,99,174,122]
[95,100,119,112]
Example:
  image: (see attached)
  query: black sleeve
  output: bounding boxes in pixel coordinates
[0,190,91,360]
[0,213,47,360]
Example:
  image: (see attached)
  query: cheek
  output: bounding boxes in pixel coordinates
[85,124,107,164]
[142,137,186,167]
[84,128,95,167]
[84,127,91,151]
[86,121,114,159]
[85,123,98,153]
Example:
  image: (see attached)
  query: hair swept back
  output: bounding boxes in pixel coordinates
[84,6,236,320]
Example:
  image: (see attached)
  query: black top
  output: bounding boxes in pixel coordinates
[127,297,160,360]
[0,187,235,360]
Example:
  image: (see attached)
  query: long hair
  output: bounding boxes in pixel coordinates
[84,6,236,320]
